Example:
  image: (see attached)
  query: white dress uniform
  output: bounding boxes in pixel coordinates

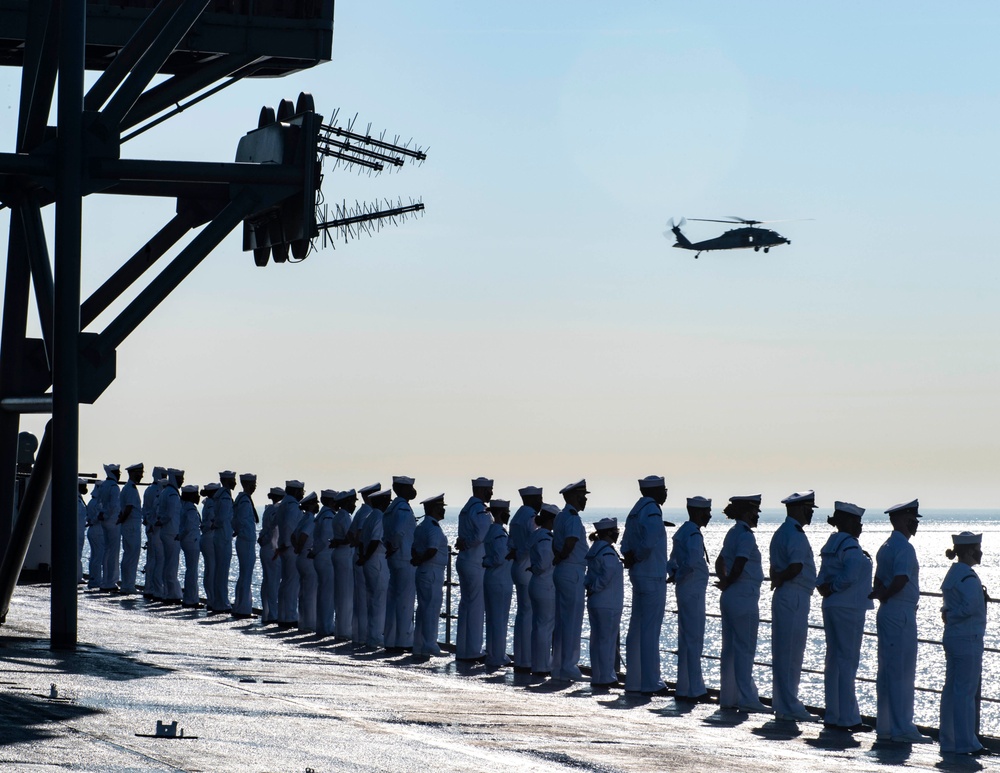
[141,476,163,598]
[156,479,182,601]
[873,529,921,740]
[212,486,235,612]
[719,520,765,709]
[483,521,513,666]
[508,504,538,669]
[258,500,279,623]
[200,491,218,610]
[77,490,87,583]
[313,504,337,636]
[552,504,587,681]
[361,504,389,647]
[528,527,555,674]
[769,516,816,718]
[413,516,448,656]
[668,520,710,698]
[350,502,373,643]
[276,493,304,625]
[940,557,986,753]
[585,538,624,685]
[622,496,667,693]
[179,498,202,606]
[119,478,143,593]
[384,497,417,649]
[331,505,355,638]
[233,490,258,616]
[816,529,872,727]
[456,495,491,659]
[293,509,317,632]
[86,495,104,588]
[94,474,122,590]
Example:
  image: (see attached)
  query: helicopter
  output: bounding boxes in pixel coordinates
[665,216,802,258]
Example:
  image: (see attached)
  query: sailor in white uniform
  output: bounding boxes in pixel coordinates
[141,467,165,600]
[314,490,338,637]
[816,500,872,731]
[940,531,987,755]
[257,486,284,624]
[359,488,392,647]
[715,494,769,713]
[349,483,381,643]
[200,482,220,610]
[412,493,449,657]
[483,499,513,667]
[870,499,930,743]
[509,486,541,672]
[275,480,306,628]
[77,479,89,584]
[232,473,259,618]
[622,475,669,695]
[668,496,712,701]
[85,487,105,589]
[528,504,559,676]
[96,463,122,591]
[118,463,144,594]
[212,471,237,613]
[552,479,589,682]
[331,489,357,638]
[585,517,624,688]
[384,475,418,651]
[295,491,320,632]
[156,468,183,603]
[178,485,202,608]
[769,490,819,722]
[456,477,494,661]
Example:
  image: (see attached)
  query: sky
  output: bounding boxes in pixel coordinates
[1,1,999,510]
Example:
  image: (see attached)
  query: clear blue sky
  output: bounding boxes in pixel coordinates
[1,1,999,509]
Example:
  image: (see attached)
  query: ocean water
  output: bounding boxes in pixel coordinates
[94,506,1000,735]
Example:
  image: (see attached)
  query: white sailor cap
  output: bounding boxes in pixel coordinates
[333,489,357,502]
[953,531,982,545]
[885,499,920,517]
[420,493,446,506]
[180,484,198,495]
[125,462,143,472]
[539,503,561,517]
[359,482,382,496]
[285,479,305,490]
[392,475,415,486]
[320,489,339,500]
[301,491,318,505]
[151,466,166,478]
[559,479,590,495]
[103,463,120,475]
[781,490,816,506]
[239,472,257,483]
[472,476,494,488]
[638,475,665,489]
[369,489,392,502]
[167,468,184,482]
[204,482,222,492]
[489,499,510,510]
[593,517,618,531]
[833,501,865,518]
[686,496,712,509]
[78,478,89,487]
[518,485,543,497]
[729,494,761,505]
[268,486,285,498]
[219,470,237,480]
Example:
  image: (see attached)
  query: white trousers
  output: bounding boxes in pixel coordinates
[120,520,142,592]
[875,601,919,738]
[484,565,513,666]
[352,555,369,643]
[296,553,317,632]
[363,555,388,647]
[552,563,585,681]
[314,549,335,636]
[771,585,811,715]
[529,575,555,673]
[822,605,865,727]
[234,538,256,615]
[213,531,233,612]
[386,558,416,648]
[414,564,444,656]
[588,603,622,684]
[259,545,279,623]
[456,553,486,659]
[278,550,299,624]
[77,522,86,583]
[940,634,984,753]
[333,547,354,638]
[719,584,761,708]
[675,578,707,697]
[511,559,533,667]
[625,574,666,692]
[160,530,181,601]
[181,538,200,605]
[201,532,216,610]
[143,526,161,597]
[100,521,121,589]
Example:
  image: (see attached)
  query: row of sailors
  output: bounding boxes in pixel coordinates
[77,468,988,757]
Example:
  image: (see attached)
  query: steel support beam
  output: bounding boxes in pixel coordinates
[19,197,55,366]
[16,2,59,153]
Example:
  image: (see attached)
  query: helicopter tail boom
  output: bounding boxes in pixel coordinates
[671,224,693,249]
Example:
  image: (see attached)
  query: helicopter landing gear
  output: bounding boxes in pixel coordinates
[754,246,760,252]
[764,247,770,253]
[695,252,701,259]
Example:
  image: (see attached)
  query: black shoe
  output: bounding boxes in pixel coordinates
[642,686,672,697]
[529,671,550,677]
[845,723,874,733]
[513,665,532,674]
